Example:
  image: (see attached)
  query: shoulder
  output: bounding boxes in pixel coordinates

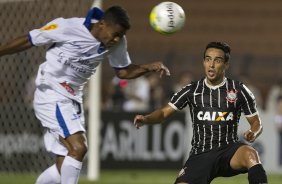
[225,77,245,91]
[55,18,89,36]
[47,17,84,28]
[189,80,199,88]
[65,17,85,24]
[225,77,241,87]
[47,17,69,26]
[233,79,256,100]
[175,80,199,94]
[189,78,204,90]
[58,17,85,28]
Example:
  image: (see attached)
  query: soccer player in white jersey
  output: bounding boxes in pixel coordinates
[0,6,170,184]
[134,42,268,184]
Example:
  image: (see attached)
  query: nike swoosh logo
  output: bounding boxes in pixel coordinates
[194,93,201,96]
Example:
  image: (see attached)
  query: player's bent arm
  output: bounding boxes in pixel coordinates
[115,62,170,79]
[134,104,176,129]
[0,35,33,57]
[244,114,263,143]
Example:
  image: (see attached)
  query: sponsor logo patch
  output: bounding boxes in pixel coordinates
[40,23,58,31]
[197,111,234,121]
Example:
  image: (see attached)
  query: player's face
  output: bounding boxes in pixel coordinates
[95,21,126,48]
[203,48,229,85]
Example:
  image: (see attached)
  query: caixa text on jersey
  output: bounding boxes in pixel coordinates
[197,111,234,121]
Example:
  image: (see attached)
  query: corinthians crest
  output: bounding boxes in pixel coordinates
[226,89,238,103]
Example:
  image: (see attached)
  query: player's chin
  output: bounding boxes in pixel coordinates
[206,75,217,82]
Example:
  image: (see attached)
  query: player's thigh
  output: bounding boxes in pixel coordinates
[63,131,88,151]
[35,98,86,138]
[230,145,260,170]
[34,93,86,155]
[175,154,212,184]
[55,99,87,153]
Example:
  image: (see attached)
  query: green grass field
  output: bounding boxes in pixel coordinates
[0,170,281,184]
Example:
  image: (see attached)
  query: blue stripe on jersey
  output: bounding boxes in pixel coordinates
[56,104,70,137]
[84,7,104,30]
[27,33,34,46]
[97,43,106,53]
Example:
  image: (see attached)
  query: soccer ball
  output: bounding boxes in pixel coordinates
[149,2,185,35]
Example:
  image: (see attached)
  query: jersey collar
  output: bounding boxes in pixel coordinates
[84,7,104,30]
[204,77,227,90]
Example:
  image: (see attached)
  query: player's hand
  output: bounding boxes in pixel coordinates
[134,115,146,129]
[149,62,170,78]
[244,129,257,143]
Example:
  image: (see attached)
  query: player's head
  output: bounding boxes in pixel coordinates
[91,6,130,48]
[204,42,231,62]
[203,42,230,85]
[102,6,131,31]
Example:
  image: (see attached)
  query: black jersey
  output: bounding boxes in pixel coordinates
[169,77,258,155]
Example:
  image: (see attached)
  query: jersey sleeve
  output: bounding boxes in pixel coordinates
[168,84,192,111]
[28,18,67,46]
[239,83,258,117]
[107,36,131,68]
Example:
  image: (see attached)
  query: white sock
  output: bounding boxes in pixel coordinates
[35,164,60,184]
[60,156,82,184]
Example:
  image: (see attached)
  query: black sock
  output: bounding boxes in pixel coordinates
[248,164,268,184]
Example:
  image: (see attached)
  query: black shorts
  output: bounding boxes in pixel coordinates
[174,142,248,184]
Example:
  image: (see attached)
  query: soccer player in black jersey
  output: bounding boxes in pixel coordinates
[134,42,267,184]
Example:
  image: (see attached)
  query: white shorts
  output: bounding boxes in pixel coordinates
[34,87,85,156]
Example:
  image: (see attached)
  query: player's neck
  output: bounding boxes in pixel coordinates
[207,79,223,86]
[205,77,226,89]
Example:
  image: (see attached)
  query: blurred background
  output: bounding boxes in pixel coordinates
[0,0,282,183]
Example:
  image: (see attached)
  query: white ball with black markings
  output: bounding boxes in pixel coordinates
[149,2,186,35]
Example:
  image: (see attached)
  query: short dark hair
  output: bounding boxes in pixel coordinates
[204,42,231,62]
[102,6,131,31]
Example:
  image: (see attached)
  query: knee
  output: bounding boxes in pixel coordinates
[69,142,88,158]
[241,146,260,168]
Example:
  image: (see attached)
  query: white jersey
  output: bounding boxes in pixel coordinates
[29,17,131,103]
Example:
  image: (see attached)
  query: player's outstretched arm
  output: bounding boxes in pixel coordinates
[134,104,175,129]
[115,61,170,79]
[244,114,263,143]
[0,35,33,57]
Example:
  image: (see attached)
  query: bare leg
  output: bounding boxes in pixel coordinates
[230,145,267,184]
[59,132,88,184]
